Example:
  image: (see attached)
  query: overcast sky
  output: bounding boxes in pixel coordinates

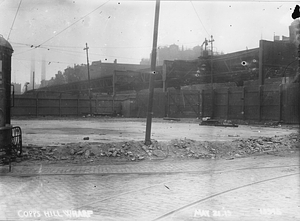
[0,0,297,86]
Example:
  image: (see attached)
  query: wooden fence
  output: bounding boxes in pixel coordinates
[135,83,299,123]
[11,84,299,123]
[11,93,130,117]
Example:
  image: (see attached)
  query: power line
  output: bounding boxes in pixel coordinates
[190,1,210,37]
[42,44,151,49]
[7,0,22,40]
[0,0,6,6]
[37,46,141,61]
[11,41,152,50]
[13,47,141,63]
[13,57,74,65]
[35,0,110,48]
[13,0,110,56]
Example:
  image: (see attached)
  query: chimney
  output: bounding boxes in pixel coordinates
[273,35,280,41]
[41,53,46,81]
[30,50,35,90]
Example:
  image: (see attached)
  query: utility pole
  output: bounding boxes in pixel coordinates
[84,43,92,116]
[291,5,300,122]
[145,0,160,145]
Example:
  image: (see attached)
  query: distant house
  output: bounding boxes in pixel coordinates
[11,82,22,94]
[90,60,150,79]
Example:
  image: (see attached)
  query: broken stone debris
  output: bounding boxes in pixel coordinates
[14,133,299,164]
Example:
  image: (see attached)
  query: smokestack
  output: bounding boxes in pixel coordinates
[30,50,35,90]
[41,53,46,81]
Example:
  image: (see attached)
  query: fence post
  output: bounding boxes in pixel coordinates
[94,98,97,115]
[211,88,214,118]
[285,85,289,123]
[197,90,201,118]
[258,85,263,121]
[167,90,170,117]
[279,84,282,122]
[226,88,230,120]
[242,86,246,120]
[36,92,39,117]
[112,94,115,114]
[59,93,62,117]
[201,90,204,118]
[94,95,97,114]
[77,94,80,116]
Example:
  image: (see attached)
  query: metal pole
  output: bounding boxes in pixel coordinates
[84,43,92,115]
[145,0,160,145]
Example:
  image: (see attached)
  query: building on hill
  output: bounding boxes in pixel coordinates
[90,59,150,79]
[11,82,22,94]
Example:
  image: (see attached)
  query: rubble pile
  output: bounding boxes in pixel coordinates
[232,133,300,157]
[21,141,149,163]
[167,139,216,159]
[18,133,299,164]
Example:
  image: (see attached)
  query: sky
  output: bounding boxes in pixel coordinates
[0,0,297,88]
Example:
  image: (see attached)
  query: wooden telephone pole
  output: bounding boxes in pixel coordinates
[145,0,160,145]
[84,43,92,115]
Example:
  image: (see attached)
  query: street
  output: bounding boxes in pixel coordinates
[0,118,299,221]
[0,155,299,221]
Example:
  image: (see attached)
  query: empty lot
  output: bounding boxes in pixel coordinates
[11,117,298,146]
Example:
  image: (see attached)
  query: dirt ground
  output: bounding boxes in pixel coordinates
[12,117,298,145]
[7,117,300,165]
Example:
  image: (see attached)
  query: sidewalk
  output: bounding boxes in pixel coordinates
[0,155,299,221]
[1,154,299,176]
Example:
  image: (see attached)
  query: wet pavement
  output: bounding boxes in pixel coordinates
[0,154,299,221]
[12,118,298,146]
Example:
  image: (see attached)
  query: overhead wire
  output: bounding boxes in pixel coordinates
[36,0,110,48]
[37,46,141,61]
[190,1,210,37]
[7,0,22,40]
[0,0,6,6]
[13,57,74,66]
[13,47,140,64]
[11,39,146,62]
[13,0,110,56]
[11,41,152,50]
